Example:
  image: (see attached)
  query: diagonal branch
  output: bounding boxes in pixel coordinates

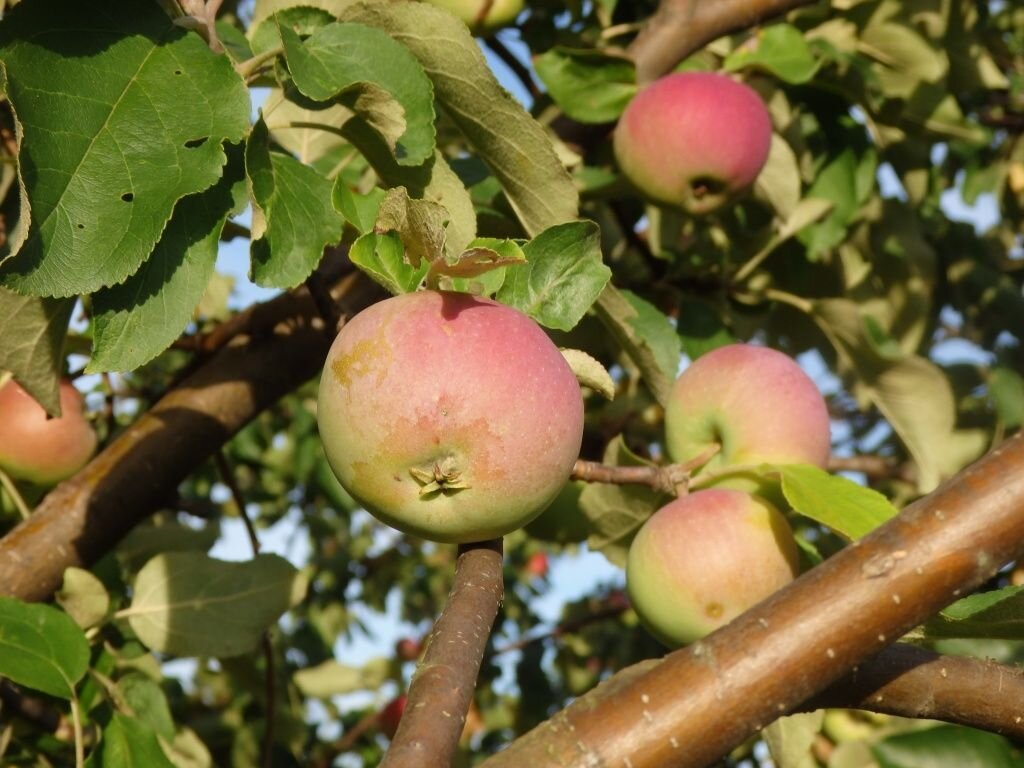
[481,432,1024,767]
[0,271,383,602]
[381,539,504,768]
[628,0,821,83]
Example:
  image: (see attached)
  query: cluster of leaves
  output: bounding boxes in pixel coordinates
[0,0,1022,766]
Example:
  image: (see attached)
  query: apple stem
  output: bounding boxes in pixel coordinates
[570,443,720,496]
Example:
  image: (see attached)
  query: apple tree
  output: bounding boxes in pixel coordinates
[0,0,1023,766]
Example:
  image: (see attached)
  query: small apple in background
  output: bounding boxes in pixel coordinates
[424,0,524,31]
[0,378,97,485]
[664,343,830,491]
[395,637,422,661]
[379,694,407,739]
[317,290,584,544]
[524,551,549,579]
[614,72,773,214]
[626,489,800,646]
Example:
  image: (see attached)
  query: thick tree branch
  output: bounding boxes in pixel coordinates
[481,433,1024,767]
[381,539,504,768]
[629,0,821,83]
[0,273,383,602]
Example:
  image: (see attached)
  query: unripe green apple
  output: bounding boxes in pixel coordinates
[626,489,799,646]
[665,344,830,490]
[0,378,97,486]
[425,0,524,31]
[614,72,773,214]
[317,290,584,544]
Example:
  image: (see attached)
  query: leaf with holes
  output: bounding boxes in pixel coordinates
[0,0,249,298]
[125,552,305,658]
[87,145,247,373]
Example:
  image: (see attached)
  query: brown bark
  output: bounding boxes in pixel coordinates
[0,272,382,602]
[481,433,1024,767]
[629,0,822,83]
[381,539,504,768]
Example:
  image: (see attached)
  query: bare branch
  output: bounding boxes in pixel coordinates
[570,444,720,495]
[381,539,504,768]
[481,433,1024,767]
[828,454,916,483]
[0,273,384,602]
[628,0,820,83]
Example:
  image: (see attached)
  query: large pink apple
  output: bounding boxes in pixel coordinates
[626,489,799,646]
[317,290,584,543]
[0,378,97,485]
[614,72,773,214]
[664,344,830,488]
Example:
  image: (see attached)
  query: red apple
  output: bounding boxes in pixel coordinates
[626,489,800,646]
[525,551,549,579]
[614,72,773,214]
[395,637,421,661]
[379,694,407,739]
[664,344,830,490]
[317,290,584,543]
[0,378,97,485]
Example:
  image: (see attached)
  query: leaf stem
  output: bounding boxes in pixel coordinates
[69,696,84,768]
[0,468,31,520]
[235,46,284,82]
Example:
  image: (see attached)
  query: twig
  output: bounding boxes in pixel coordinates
[381,539,504,768]
[100,373,116,440]
[492,598,629,656]
[570,444,720,495]
[235,46,284,82]
[481,432,1024,767]
[483,36,541,102]
[305,270,345,338]
[0,468,30,520]
[214,450,274,768]
[828,455,916,483]
[69,697,84,768]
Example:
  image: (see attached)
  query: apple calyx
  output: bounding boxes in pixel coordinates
[409,456,471,496]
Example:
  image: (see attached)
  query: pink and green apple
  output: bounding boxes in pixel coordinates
[664,343,830,490]
[425,0,524,31]
[626,488,800,646]
[317,290,584,543]
[614,72,773,214]
[0,378,97,486]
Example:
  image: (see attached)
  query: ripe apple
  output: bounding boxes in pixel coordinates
[425,0,524,31]
[664,344,830,490]
[524,551,549,579]
[524,480,589,543]
[317,290,584,544]
[0,378,97,485]
[379,694,407,739]
[613,72,773,214]
[626,489,800,646]
[395,637,422,661]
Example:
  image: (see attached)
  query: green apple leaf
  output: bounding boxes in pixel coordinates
[989,367,1024,429]
[763,711,825,768]
[677,300,734,361]
[919,586,1024,641]
[872,725,1023,768]
[280,22,435,167]
[263,88,352,168]
[724,23,821,84]
[249,6,334,55]
[495,221,610,331]
[247,118,344,289]
[115,673,176,741]
[534,48,637,124]
[580,436,668,568]
[125,552,305,658]
[293,657,392,698]
[341,1,579,235]
[87,146,246,373]
[85,714,176,768]
[778,464,898,541]
[116,513,220,573]
[0,0,249,297]
[439,238,525,296]
[349,231,428,295]
[0,596,89,699]
[594,285,681,406]
[56,567,111,631]
[560,348,615,400]
[333,183,387,234]
[0,289,74,416]
[374,186,450,266]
